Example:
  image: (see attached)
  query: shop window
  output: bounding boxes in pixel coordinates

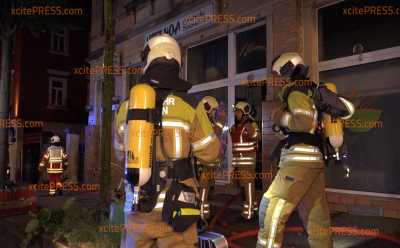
[318,0,400,61]
[236,25,266,73]
[318,0,400,194]
[187,36,228,84]
[48,77,67,108]
[320,59,400,194]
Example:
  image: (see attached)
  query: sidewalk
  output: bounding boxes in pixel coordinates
[2,191,399,248]
[208,193,400,248]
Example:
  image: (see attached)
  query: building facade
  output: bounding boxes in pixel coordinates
[87,0,400,218]
[9,14,90,184]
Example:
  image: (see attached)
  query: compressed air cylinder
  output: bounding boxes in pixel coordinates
[126,83,156,187]
[322,83,344,159]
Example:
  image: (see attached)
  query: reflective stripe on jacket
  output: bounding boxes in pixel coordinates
[230,120,260,165]
[273,91,323,167]
[156,94,220,163]
[39,145,68,173]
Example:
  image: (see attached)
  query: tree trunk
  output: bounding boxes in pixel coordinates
[100,0,115,208]
[0,35,11,185]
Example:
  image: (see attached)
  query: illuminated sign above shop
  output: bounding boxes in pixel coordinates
[145,3,214,41]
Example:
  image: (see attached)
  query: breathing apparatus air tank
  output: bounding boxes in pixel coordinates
[125,83,156,207]
[322,83,344,160]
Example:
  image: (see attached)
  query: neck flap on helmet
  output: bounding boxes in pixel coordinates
[141,57,192,92]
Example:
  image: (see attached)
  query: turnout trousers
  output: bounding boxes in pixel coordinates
[257,164,333,248]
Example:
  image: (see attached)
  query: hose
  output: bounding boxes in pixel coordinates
[225,226,400,246]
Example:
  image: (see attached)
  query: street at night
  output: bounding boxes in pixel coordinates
[0,0,400,247]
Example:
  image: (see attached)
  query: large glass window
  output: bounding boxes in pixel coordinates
[236,25,266,73]
[186,23,268,186]
[187,36,228,84]
[320,59,400,194]
[318,0,400,61]
[325,93,399,194]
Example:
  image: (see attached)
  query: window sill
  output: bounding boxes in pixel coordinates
[318,46,400,72]
[49,50,69,56]
[47,105,69,111]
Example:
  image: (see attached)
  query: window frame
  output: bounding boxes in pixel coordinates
[50,28,69,56]
[48,76,68,109]
[185,34,229,86]
[186,22,268,91]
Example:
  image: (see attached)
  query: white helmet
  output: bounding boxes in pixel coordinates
[234,101,251,115]
[141,34,182,73]
[202,96,219,114]
[50,135,60,144]
[272,52,308,79]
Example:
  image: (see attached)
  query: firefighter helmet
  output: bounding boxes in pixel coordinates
[114,99,129,153]
[272,52,309,79]
[50,135,60,144]
[202,96,219,114]
[141,34,181,73]
[234,101,251,115]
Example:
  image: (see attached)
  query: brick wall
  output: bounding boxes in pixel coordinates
[272,0,302,57]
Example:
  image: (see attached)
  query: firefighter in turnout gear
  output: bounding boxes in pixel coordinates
[257,52,354,248]
[121,34,221,248]
[197,96,223,220]
[39,135,68,196]
[230,101,260,220]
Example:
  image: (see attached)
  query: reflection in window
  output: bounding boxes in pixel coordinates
[187,36,228,84]
[236,25,266,74]
[318,0,400,61]
[320,59,400,194]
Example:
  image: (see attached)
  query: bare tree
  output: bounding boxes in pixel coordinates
[0,0,19,185]
[100,0,115,209]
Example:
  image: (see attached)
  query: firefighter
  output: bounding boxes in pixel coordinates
[39,135,68,196]
[257,52,354,248]
[230,101,260,220]
[197,96,223,220]
[121,34,221,248]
